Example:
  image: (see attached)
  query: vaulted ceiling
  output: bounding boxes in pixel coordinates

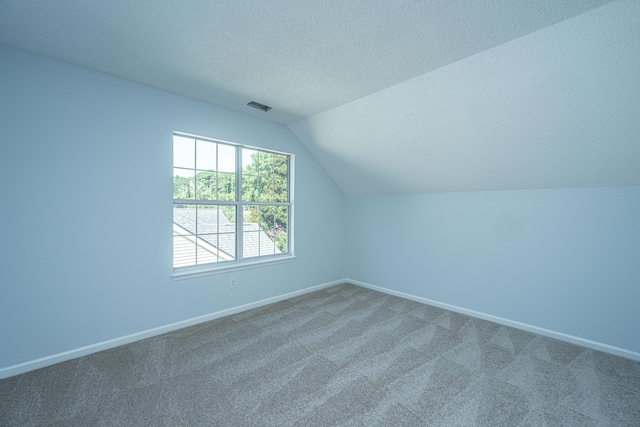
[1,0,638,196]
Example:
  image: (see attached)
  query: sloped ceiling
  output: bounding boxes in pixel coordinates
[1,0,638,196]
[291,0,640,195]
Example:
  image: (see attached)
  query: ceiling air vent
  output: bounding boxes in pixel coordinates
[247,101,272,112]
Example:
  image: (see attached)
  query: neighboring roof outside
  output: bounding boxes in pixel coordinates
[173,207,281,266]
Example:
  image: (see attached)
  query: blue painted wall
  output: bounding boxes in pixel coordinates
[0,45,346,370]
[347,187,640,354]
[3,18,640,371]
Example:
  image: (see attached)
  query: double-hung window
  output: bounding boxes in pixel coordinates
[172,132,294,277]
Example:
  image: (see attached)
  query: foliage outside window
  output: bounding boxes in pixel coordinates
[173,133,293,275]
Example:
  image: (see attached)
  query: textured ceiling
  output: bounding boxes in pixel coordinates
[2,0,638,196]
[0,0,612,125]
[291,0,640,195]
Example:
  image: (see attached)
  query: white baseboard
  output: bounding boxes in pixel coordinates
[4,277,638,380]
[346,278,640,362]
[0,279,344,380]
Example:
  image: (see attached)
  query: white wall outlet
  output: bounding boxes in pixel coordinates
[230,278,237,288]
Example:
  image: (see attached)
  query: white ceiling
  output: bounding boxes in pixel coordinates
[2,0,639,196]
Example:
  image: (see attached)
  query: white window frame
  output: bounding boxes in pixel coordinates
[172,132,295,280]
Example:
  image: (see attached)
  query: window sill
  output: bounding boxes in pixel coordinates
[172,255,296,280]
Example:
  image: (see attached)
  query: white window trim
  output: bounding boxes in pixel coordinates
[172,254,297,280]
[172,132,295,278]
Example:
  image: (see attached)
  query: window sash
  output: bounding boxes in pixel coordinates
[172,133,293,274]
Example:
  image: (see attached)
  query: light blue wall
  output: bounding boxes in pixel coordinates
[347,187,640,354]
[3,25,640,371]
[0,45,346,370]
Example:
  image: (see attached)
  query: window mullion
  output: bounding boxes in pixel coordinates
[238,201,290,207]
[236,146,243,261]
[194,141,198,265]
[173,199,237,206]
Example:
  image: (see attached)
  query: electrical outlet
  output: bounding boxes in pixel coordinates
[230,278,237,288]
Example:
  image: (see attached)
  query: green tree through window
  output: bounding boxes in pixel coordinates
[242,150,289,252]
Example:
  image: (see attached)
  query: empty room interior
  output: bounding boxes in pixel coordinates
[1,0,639,425]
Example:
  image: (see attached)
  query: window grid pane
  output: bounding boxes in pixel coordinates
[173,133,291,271]
[195,171,216,200]
[173,136,195,169]
[173,236,195,268]
[173,168,195,200]
[196,139,216,171]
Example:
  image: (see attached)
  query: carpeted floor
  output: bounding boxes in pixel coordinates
[1,283,639,426]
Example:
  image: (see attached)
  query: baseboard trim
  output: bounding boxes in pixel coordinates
[0,279,344,380]
[346,278,640,362]
[5,277,638,379]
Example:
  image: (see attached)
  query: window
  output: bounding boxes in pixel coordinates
[173,132,294,277]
